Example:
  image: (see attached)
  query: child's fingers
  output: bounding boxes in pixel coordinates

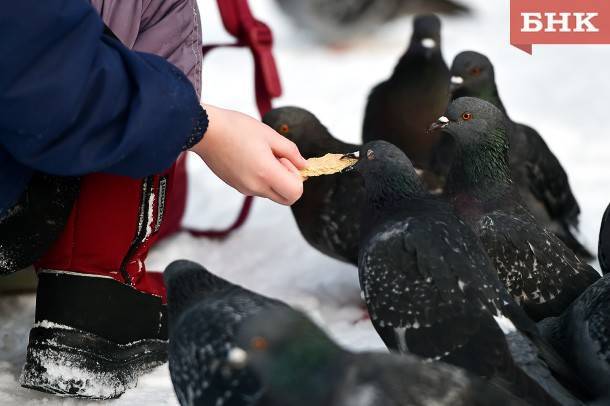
[268,132,307,168]
[279,157,301,177]
[265,158,303,205]
[265,188,292,206]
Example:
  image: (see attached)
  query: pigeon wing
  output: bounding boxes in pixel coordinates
[478,210,600,321]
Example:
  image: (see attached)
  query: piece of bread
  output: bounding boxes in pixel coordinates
[299,153,357,179]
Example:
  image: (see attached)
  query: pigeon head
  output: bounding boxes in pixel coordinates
[232,307,344,405]
[411,14,442,52]
[432,97,508,147]
[263,106,336,158]
[344,140,426,205]
[430,97,512,194]
[392,14,444,76]
[449,51,505,112]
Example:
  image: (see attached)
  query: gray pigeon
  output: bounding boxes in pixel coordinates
[275,0,469,45]
[448,51,591,260]
[164,260,288,406]
[433,97,600,322]
[232,306,527,406]
[348,140,583,405]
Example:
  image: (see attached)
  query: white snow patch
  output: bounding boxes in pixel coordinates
[31,321,73,331]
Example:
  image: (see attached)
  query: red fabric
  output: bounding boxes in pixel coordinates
[36,168,173,301]
[184,0,282,239]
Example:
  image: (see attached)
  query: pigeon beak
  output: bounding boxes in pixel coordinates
[449,76,464,93]
[342,151,359,160]
[341,151,360,172]
[227,347,249,369]
[451,76,464,85]
[427,116,450,133]
[421,38,437,49]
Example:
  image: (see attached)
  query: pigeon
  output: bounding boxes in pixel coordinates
[263,107,364,265]
[232,306,526,406]
[348,140,583,405]
[164,260,288,406]
[599,203,610,274]
[434,97,600,322]
[275,0,469,46]
[448,51,592,260]
[538,273,610,399]
[363,14,450,170]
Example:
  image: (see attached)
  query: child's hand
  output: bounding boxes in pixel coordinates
[191,105,306,206]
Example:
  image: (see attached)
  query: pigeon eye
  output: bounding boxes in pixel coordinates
[366,150,375,160]
[251,337,268,351]
[462,112,473,121]
[279,124,289,134]
[470,67,481,76]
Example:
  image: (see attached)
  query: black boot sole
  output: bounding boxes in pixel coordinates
[20,325,167,399]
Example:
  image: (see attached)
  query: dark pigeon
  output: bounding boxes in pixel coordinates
[275,0,469,46]
[363,14,450,170]
[233,306,526,406]
[164,260,288,406]
[263,106,364,265]
[538,273,610,399]
[435,97,600,322]
[350,140,582,406]
[362,15,449,169]
[264,106,442,264]
[448,51,592,260]
[599,203,610,274]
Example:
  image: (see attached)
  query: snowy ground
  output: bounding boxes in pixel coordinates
[1,0,610,404]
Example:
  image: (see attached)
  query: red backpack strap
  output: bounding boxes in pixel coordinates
[187,0,282,239]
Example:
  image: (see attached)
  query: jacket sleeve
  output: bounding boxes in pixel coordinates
[0,0,207,178]
[90,0,203,98]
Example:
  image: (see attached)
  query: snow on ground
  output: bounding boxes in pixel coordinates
[1,0,609,404]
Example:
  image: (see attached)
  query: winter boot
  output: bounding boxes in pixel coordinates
[20,270,168,399]
[21,163,182,399]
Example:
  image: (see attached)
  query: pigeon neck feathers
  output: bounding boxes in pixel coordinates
[392,44,444,79]
[446,126,512,200]
[363,165,427,212]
